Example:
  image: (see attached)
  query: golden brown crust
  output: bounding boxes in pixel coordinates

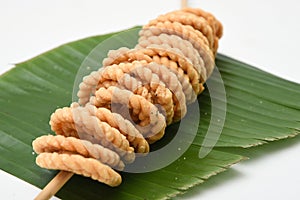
[90,86,166,143]
[92,62,175,124]
[136,33,206,82]
[147,11,216,54]
[119,73,175,125]
[139,22,216,78]
[33,135,125,170]
[71,103,135,163]
[36,152,122,187]
[102,47,201,98]
[49,107,78,138]
[181,7,223,39]
[85,104,150,153]
[49,104,136,163]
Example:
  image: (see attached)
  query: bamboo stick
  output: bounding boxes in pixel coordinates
[34,171,74,200]
[181,0,188,8]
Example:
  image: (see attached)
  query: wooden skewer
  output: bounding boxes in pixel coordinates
[34,171,74,200]
[181,0,188,8]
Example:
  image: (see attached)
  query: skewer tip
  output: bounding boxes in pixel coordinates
[34,171,74,200]
[181,0,188,8]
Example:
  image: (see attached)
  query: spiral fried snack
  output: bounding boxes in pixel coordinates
[32,7,223,189]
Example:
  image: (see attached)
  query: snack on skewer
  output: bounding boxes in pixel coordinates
[32,6,223,198]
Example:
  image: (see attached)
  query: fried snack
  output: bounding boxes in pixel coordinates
[147,45,201,94]
[181,7,223,38]
[32,7,223,188]
[142,62,187,122]
[71,103,135,163]
[117,67,175,124]
[136,33,206,82]
[103,46,199,103]
[139,22,215,78]
[180,8,223,53]
[85,104,150,153]
[49,106,79,138]
[89,61,175,124]
[33,135,125,170]
[147,11,216,53]
[36,152,122,187]
[50,104,135,163]
[77,60,149,106]
[90,86,166,143]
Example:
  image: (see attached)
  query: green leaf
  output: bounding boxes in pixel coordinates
[0,27,299,199]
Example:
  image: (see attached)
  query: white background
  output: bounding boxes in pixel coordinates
[0,0,300,199]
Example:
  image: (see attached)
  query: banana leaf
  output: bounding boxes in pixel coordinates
[0,27,299,199]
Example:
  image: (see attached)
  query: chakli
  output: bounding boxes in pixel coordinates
[33,5,222,200]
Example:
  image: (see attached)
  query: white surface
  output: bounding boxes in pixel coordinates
[0,0,299,199]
